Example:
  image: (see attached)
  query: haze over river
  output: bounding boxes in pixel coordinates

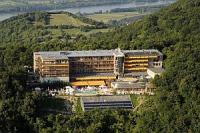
[0,1,175,21]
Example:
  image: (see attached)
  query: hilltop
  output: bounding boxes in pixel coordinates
[0,0,200,132]
[0,11,110,66]
[0,11,108,45]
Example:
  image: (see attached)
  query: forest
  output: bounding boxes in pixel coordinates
[0,0,200,132]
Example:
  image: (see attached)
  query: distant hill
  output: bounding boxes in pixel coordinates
[0,0,129,13]
[0,0,175,13]
[0,11,108,39]
[0,11,109,65]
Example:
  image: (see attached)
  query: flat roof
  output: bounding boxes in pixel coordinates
[147,68,165,74]
[112,81,145,89]
[124,72,148,77]
[34,49,162,59]
[81,95,131,103]
[123,49,163,56]
[34,51,69,60]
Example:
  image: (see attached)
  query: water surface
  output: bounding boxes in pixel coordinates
[0,1,175,21]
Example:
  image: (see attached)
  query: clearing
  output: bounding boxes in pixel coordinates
[87,12,141,23]
[50,13,88,26]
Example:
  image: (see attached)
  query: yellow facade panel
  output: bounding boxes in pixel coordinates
[125,56,149,59]
[124,64,148,67]
[71,81,105,86]
[125,55,157,59]
[42,64,68,67]
[74,76,116,81]
[125,67,147,71]
[125,60,148,63]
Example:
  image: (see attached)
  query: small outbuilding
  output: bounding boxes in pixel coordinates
[147,68,165,79]
[111,81,146,95]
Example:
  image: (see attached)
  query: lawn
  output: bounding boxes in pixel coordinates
[130,94,139,107]
[75,97,83,114]
[87,12,141,23]
[50,14,88,26]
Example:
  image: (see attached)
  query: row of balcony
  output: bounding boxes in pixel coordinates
[125,55,158,59]
[124,67,147,71]
[124,64,148,67]
[124,60,149,63]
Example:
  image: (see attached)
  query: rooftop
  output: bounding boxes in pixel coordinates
[124,72,148,77]
[147,68,165,74]
[34,51,68,60]
[123,49,163,56]
[81,95,131,103]
[34,49,162,59]
[111,81,146,89]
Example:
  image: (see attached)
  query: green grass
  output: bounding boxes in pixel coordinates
[50,14,88,26]
[87,12,141,23]
[75,97,83,114]
[130,94,139,107]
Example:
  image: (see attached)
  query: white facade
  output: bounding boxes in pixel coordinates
[147,68,164,79]
[149,61,163,68]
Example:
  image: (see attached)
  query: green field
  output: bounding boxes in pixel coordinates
[48,13,112,36]
[130,94,139,107]
[50,14,89,26]
[87,12,141,23]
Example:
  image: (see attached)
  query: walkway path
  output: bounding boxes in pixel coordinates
[133,96,146,112]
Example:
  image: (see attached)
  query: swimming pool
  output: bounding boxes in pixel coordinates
[75,90,98,95]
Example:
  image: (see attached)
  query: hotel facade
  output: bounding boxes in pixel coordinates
[33,49,163,86]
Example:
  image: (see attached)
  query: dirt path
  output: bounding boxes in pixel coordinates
[133,96,145,112]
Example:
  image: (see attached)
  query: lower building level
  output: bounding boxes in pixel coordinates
[81,95,133,111]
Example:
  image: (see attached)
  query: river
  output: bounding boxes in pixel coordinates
[0,1,175,22]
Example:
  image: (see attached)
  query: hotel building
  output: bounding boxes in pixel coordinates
[33,49,163,86]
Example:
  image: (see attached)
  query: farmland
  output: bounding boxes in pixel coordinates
[50,14,89,26]
[47,13,111,36]
[87,12,142,23]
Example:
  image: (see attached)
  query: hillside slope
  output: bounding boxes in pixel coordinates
[74,0,200,51]
[74,2,200,131]
[0,11,108,66]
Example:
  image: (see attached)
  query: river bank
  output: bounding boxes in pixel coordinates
[0,1,176,22]
[0,1,130,14]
